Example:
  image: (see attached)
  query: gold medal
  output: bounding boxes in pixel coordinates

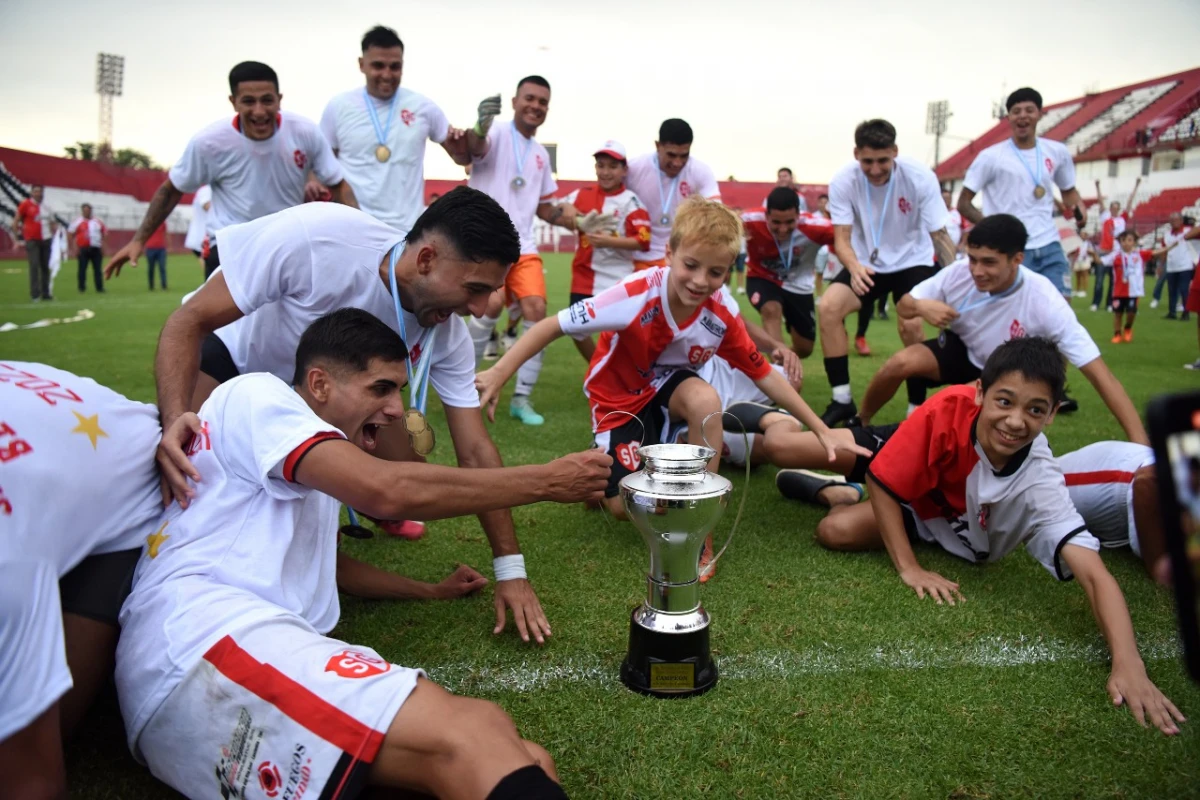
[403,408,435,456]
[375,144,391,162]
[1033,185,1046,199]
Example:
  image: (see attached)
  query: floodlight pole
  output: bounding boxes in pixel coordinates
[95,53,125,160]
[926,100,952,167]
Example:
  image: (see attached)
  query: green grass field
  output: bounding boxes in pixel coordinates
[3,253,1200,799]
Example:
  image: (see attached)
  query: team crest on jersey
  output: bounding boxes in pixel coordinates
[400,109,415,126]
[978,503,991,531]
[898,197,912,214]
[324,648,391,679]
[698,313,726,338]
[536,155,545,170]
[216,708,265,800]
[1009,319,1026,339]
[293,150,306,170]
[1044,157,1054,173]
[680,181,692,197]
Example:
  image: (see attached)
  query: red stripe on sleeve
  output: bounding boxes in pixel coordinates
[202,636,387,761]
[283,431,344,482]
[1063,469,1135,487]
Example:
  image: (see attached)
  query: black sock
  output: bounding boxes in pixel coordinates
[824,355,850,388]
[855,306,871,337]
[486,765,569,800]
[905,378,928,407]
[506,325,518,337]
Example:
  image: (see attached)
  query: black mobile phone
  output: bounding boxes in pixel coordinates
[1147,392,1200,683]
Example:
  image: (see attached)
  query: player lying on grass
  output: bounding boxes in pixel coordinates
[820,336,1181,734]
[852,214,1147,444]
[144,188,563,644]
[475,197,869,575]
[117,309,607,800]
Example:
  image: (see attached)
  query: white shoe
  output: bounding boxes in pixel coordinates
[1089,304,1098,311]
[1186,359,1200,371]
[737,287,746,295]
[500,330,518,354]
[482,336,499,361]
[1150,299,1159,309]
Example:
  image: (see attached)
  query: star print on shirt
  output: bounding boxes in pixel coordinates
[146,521,169,559]
[70,411,108,449]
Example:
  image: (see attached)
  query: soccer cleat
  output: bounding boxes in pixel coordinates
[482,331,499,361]
[854,335,871,356]
[775,469,863,505]
[723,401,780,435]
[376,519,426,540]
[1122,328,1133,343]
[1090,304,1098,312]
[501,329,519,355]
[820,399,858,428]
[1110,334,1122,344]
[510,395,545,426]
[1150,299,1159,309]
[699,533,716,583]
[1185,359,1200,370]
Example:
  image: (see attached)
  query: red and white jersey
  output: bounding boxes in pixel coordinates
[741,209,834,293]
[1100,248,1151,298]
[557,267,771,431]
[68,216,106,248]
[168,111,344,237]
[625,153,721,261]
[867,385,1100,579]
[1059,441,1154,554]
[468,121,556,255]
[1100,212,1129,252]
[563,184,651,296]
[15,198,48,241]
[910,260,1100,370]
[1164,227,1198,273]
[118,373,345,742]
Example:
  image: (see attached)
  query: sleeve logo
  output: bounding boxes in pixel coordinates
[324,649,392,679]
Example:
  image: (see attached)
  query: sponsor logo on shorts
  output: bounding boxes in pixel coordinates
[639,304,661,327]
[216,707,265,800]
[324,649,392,679]
[698,313,726,338]
[615,441,641,471]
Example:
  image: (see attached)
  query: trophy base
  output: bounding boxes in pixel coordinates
[619,606,718,698]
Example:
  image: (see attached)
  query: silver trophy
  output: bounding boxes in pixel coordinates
[619,443,732,697]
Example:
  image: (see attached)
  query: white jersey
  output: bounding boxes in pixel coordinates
[962,137,1077,250]
[909,259,1100,369]
[828,155,948,273]
[0,362,163,741]
[868,385,1101,579]
[946,208,963,247]
[1059,441,1154,555]
[468,121,556,255]
[117,373,346,745]
[184,185,212,251]
[320,87,450,234]
[625,153,721,261]
[168,111,344,238]
[199,203,479,408]
[1164,227,1198,274]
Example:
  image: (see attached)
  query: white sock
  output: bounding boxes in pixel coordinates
[832,384,852,404]
[515,319,544,397]
[907,403,919,417]
[467,314,498,364]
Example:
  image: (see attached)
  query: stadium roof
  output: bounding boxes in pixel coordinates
[936,67,1200,181]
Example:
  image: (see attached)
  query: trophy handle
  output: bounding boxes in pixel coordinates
[697,410,751,578]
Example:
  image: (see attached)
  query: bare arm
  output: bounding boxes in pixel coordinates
[743,318,787,353]
[866,473,964,603]
[1125,178,1141,215]
[897,293,959,327]
[585,233,642,251]
[336,552,487,600]
[957,187,983,225]
[105,179,184,276]
[328,179,359,209]
[1077,358,1149,444]
[1094,180,1105,210]
[475,315,566,419]
[537,201,578,231]
[931,228,957,268]
[1061,545,1184,735]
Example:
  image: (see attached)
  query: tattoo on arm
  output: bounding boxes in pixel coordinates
[932,229,957,267]
[138,182,184,242]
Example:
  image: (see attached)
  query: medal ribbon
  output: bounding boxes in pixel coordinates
[954,271,1025,315]
[655,155,683,223]
[363,88,399,153]
[859,169,896,261]
[388,244,438,415]
[510,122,533,183]
[772,230,797,275]
[1009,139,1045,196]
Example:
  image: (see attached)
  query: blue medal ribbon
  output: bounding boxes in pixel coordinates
[510,122,533,185]
[1009,139,1045,196]
[859,169,896,263]
[771,230,797,276]
[363,88,398,153]
[954,271,1025,315]
[387,244,438,414]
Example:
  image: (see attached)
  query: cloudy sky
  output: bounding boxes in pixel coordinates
[2,0,1199,184]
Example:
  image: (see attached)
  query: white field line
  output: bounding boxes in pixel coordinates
[426,635,1182,694]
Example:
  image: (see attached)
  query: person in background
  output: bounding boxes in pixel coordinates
[183,185,211,261]
[69,203,106,294]
[1158,212,1195,320]
[13,184,52,301]
[1092,178,1140,310]
[1073,237,1094,298]
[144,221,169,291]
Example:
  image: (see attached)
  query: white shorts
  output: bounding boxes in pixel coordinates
[135,616,423,800]
[0,561,72,742]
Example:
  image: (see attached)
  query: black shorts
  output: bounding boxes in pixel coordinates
[1111,297,1139,313]
[200,332,240,384]
[203,243,220,279]
[59,548,142,626]
[595,369,699,497]
[831,264,936,307]
[919,329,982,387]
[746,278,816,341]
[848,422,901,484]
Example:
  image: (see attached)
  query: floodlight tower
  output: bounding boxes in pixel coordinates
[96,53,125,159]
[926,100,952,167]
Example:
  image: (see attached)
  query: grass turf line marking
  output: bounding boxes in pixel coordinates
[427,634,1182,693]
[0,308,95,332]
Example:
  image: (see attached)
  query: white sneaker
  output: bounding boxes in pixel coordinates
[1089,304,1098,312]
[500,330,518,355]
[1186,359,1200,371]
[1150,299,1159,309]
[737,287,746,295]
[482,335,499,361]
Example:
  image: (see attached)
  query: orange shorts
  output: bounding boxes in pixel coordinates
[505,253,546,302]
[633,257,667,272]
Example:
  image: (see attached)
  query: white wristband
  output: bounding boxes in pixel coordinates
[493,554,527,582]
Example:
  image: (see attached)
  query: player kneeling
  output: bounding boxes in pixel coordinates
[829,337,1182,734]
[116,310,610,799]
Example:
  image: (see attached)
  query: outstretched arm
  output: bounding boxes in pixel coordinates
[105,179,183,276]
[1094,180,1105,211]
[1060,545,1184,735]
[475,315,566,420]
[867,474,964,604]
[1077,358,1149,444]
[1125,178,1141,216]
[336,552,488,600]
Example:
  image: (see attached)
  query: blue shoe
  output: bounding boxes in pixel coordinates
[510,396,544,426]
